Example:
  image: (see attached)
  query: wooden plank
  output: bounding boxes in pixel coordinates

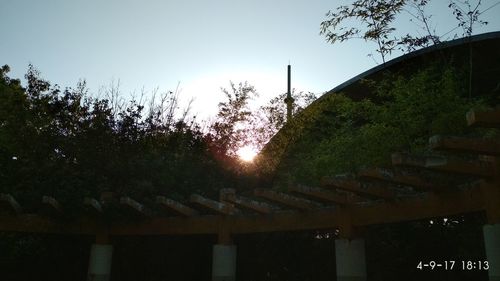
[392,152,496,178]
[189,194,236,215]
[0,193,22,214]
[351,184,485,226]
[219,189,274,214]
[42,196,63,214]
[321,177,395,199]
[119,196,152,216]
[253,189,320,211]
[358,168,448,192]
[108,183,487,235]
[429,135,500,156]
[0,214,102,234]
[466,108,500,128]
[0,185,490,235]
[83,197,103,214]
[288,184,360,205]
[156,196,199,217]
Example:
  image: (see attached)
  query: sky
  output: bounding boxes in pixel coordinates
[1,0,500,120]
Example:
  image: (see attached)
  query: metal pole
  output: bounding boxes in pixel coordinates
[285,64,294,122]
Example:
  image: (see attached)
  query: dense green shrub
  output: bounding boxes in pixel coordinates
[269,62,495,187]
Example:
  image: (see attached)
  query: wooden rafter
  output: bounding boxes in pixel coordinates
[120,197,151,216]
[0,193,22,214]
[350,184,485,226]
[429,135,500,156]
[83,197,103,214]
[358,168,448,192]
[189,194,236,215]
[321,177,395,199]
[0,183,492,235]
[109,182,487,236]
[253,189,320,211]
[42,196,63,214]
[156,196,199,217]
[219,189,273,214]
[288,184,360,205]
[466,108,500,128]
[392,152,496,178]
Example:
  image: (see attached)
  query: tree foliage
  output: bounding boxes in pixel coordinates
[320,0,493,63]
[265,62,494,187]
[0,65,231,216]
[320,0,407,63]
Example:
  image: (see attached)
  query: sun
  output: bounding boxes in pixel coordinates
[237,146,258,162]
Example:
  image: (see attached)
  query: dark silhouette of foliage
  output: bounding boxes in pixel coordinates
[0,65,230,217]
[320,0,494,63]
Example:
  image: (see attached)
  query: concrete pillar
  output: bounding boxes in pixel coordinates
[335,239,367,281]
[87,244,113,281]
[484,223,500,281]
[212,244,237,281]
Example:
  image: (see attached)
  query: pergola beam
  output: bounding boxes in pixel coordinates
[110,183,488,235]
[253,189,320,211]
[219,189,274,214]
[351,184,485,226]
[466,108,500,128]
[288,184,359,205]
[0,184,491,235]
[156,196,199,217]
[42,196,63,214]
[0,193,22,214]
[83,197,103,214]
[321,177,395,199]
[120,196,151,216]
[189,194,236,215]
[392,153,496,178]
[358,168,448,192]
[429,135,500,156]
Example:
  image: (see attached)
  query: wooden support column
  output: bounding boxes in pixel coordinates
[483,223,500,281]
[212,244,237,281]
[213,219,236,281]
[88,231,113,281]
[335,238,367,281]
[480,178,500,281]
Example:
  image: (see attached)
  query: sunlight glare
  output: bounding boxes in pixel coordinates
[237,146,258,162]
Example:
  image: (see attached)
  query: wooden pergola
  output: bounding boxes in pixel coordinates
[1,107,499,281]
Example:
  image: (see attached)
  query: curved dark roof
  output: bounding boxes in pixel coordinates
[318,31,500,102]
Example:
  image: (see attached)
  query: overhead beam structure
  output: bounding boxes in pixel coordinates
[254,189,320,211]
[83,197,103,214]
[0,193,22,215]
[429,135,500,156]
[288,184,360,205]
[120,197,151,217]
[392,152,496,178]
[42,196,63,215]
[190,194,237,215]
[358,168,449,192]
[219,189,274,214]
[466,108,500,128]
[156,196,199,217]
[321,177,395,199]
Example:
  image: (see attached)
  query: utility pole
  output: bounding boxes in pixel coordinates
[284,64,294,122]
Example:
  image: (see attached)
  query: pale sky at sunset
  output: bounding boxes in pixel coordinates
[1,0,500,120]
